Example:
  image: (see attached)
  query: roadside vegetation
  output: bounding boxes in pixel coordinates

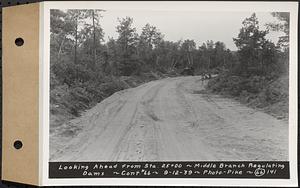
[50,10,289,129]
[207,13,289,120]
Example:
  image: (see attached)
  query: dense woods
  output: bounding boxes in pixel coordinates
[50,10,289,127]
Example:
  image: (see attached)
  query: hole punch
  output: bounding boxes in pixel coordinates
[13,140,23,150]
[15,38,24,46]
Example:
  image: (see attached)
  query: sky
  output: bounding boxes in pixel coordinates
[99,10,284,50]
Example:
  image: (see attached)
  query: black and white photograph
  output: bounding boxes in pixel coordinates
[48,6,291,162]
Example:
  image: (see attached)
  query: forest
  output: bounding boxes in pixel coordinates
[50,10,289,128]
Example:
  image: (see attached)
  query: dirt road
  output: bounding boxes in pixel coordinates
[50,76,288,161]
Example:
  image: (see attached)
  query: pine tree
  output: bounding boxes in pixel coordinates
[233,13,268,75]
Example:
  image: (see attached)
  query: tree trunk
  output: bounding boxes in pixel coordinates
[58,36,65,62]
[208,56,211,70]
[171,59,177,70]
[74,16,79,81]
[92,10,96,68]
[74,18,78,65]
[187,53,191,67]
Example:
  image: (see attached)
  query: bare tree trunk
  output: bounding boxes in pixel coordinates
[74,16,79,81]
[58,36,65,62]
[187,53,191,67]
[208,56,211,71]
[74,18,78,65]
[92,10,96,68]
[261,56,264,75]
[171,59,177,70]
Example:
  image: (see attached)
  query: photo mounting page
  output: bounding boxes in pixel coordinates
[41,1,298,186]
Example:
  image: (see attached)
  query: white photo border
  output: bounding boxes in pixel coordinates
[40,1,298,186]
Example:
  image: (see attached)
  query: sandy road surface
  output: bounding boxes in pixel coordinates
[50,76,288,161]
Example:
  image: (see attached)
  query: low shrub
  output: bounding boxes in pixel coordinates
[207,72,288,119]
[50,71,167,129]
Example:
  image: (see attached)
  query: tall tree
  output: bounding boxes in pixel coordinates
[260,40,279,74]
[50,10,74,63]
[116,17,139,75]
[105,38,120,75]
[140,24,164,49]
[213,41,227,69]
[116,17,138,56]
[267,12,289,50]
[138,24,164,67]
[233,13,268,75]
[67,10,85,65]
[84,9,105,68]
[181,40,196,67]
